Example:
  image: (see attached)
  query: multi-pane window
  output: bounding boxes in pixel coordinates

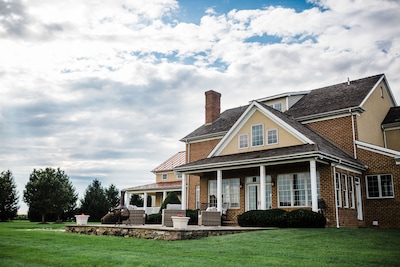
[278,172,320,207]
[195,185,200,209]
[349,176,355,208]
[267,129,278,144]
[366,174,394,199]
[335,172,342,207]
[269,103,282,111]
[342,174,349,208]
[209,178,240,208]
[238,134,249,149]
[251,124,264,147]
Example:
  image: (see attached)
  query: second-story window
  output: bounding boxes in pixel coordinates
[267,129,278,144]
[251,124,264,147]
[162,173,167,180]
[238,134,249,149]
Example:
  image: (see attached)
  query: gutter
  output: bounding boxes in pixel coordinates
[295,106,365,123]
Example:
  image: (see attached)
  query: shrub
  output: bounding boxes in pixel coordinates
[158,192,181,214]
[146,213,162,224]
[186,209,199,225]
[237,209,287,227]
[283,209,326,228]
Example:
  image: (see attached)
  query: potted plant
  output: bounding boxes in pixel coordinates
[171,214,190,229]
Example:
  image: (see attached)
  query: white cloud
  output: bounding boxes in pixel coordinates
[1,0,399,214]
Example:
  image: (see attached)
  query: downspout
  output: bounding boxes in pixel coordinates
[382,126,387,148]
[350,110,357,159]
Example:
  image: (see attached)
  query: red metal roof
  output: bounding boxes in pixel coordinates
[151,151,186,172]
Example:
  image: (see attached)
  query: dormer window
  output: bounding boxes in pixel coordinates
[162,173,167,180]
[269,103,282,111]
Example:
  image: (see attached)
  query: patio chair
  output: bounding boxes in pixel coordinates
[198,209,221,226]
[122,209,145,225]
[162,204,184,227]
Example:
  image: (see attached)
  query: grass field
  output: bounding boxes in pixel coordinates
[1,221,399,267]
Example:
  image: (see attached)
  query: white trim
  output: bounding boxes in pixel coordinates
[251,123,265,147]
[238,133,249,149]
[359,75,385,107]
[267,128,278,145]
[298,107,364,123]
[356,140,400,161]
[209,101,314,157]
[365,174,394,199]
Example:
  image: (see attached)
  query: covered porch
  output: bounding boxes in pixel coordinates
[175,145,366,226]
[124,181,182,215]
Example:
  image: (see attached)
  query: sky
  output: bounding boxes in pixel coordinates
[1,0,399,214]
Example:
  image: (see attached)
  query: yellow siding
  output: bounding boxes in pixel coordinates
[220,109,304,155]
[357,81,393,146]
[261,97,287,111]
[385,129,400,151]
[155,171,181,183]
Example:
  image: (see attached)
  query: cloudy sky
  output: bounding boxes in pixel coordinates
[1,0,399,214]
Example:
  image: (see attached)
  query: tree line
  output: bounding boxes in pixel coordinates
[0,168,125,223]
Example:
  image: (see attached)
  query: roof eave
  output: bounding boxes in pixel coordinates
[295,106,365,122]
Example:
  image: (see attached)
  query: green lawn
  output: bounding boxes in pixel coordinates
[1,221,399,267]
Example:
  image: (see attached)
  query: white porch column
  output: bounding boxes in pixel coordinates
[260,165,266,210]
[143,192,148,212]
[310,159,318,212]
[217,169,222,212]
[162,191,167,201]
[181,173,187,210]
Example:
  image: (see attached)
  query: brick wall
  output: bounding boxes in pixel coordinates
[186,139,221,210]
[307,116,356,157]
[356,148,400,228]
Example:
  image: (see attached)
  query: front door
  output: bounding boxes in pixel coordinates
[355,178,363,220]
[247,184,260,211]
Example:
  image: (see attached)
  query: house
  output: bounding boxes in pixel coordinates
[174,74,400,228]
[124,151,185,214]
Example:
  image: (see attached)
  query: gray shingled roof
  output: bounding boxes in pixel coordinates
[181,105,248,141]
[382,106,400,126]
[285,74,384,119]
[176,103,365,172]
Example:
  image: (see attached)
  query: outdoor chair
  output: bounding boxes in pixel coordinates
[198,208,221,226]
[162,204,184,227]
[122,209,145,225]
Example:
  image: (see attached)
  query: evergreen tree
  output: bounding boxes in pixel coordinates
[129,194,144,207]
[105,184,120,209]
[79,179,109,221]
[0,170,19,221]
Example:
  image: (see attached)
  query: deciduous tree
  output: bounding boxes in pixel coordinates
[23,168,77,223]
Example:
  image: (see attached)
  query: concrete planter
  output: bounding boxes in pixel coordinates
[75,214,90,225]
[171,216,190,229]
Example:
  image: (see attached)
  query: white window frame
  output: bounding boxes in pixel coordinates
[162,173,167,180]
[238,134,249,149]
[278,172,320,208]
[267,128,278,145]
[342,174,349,208]
[335,172,342,207]
[349,176,355,208]
[195,185,200,209]
[366,174,394,199]
[209,178,240,209]
[251,123,264,147]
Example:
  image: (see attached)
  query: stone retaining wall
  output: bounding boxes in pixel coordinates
[65,225,267,241]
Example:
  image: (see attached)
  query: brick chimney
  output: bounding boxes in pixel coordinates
[205,90,221,124]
